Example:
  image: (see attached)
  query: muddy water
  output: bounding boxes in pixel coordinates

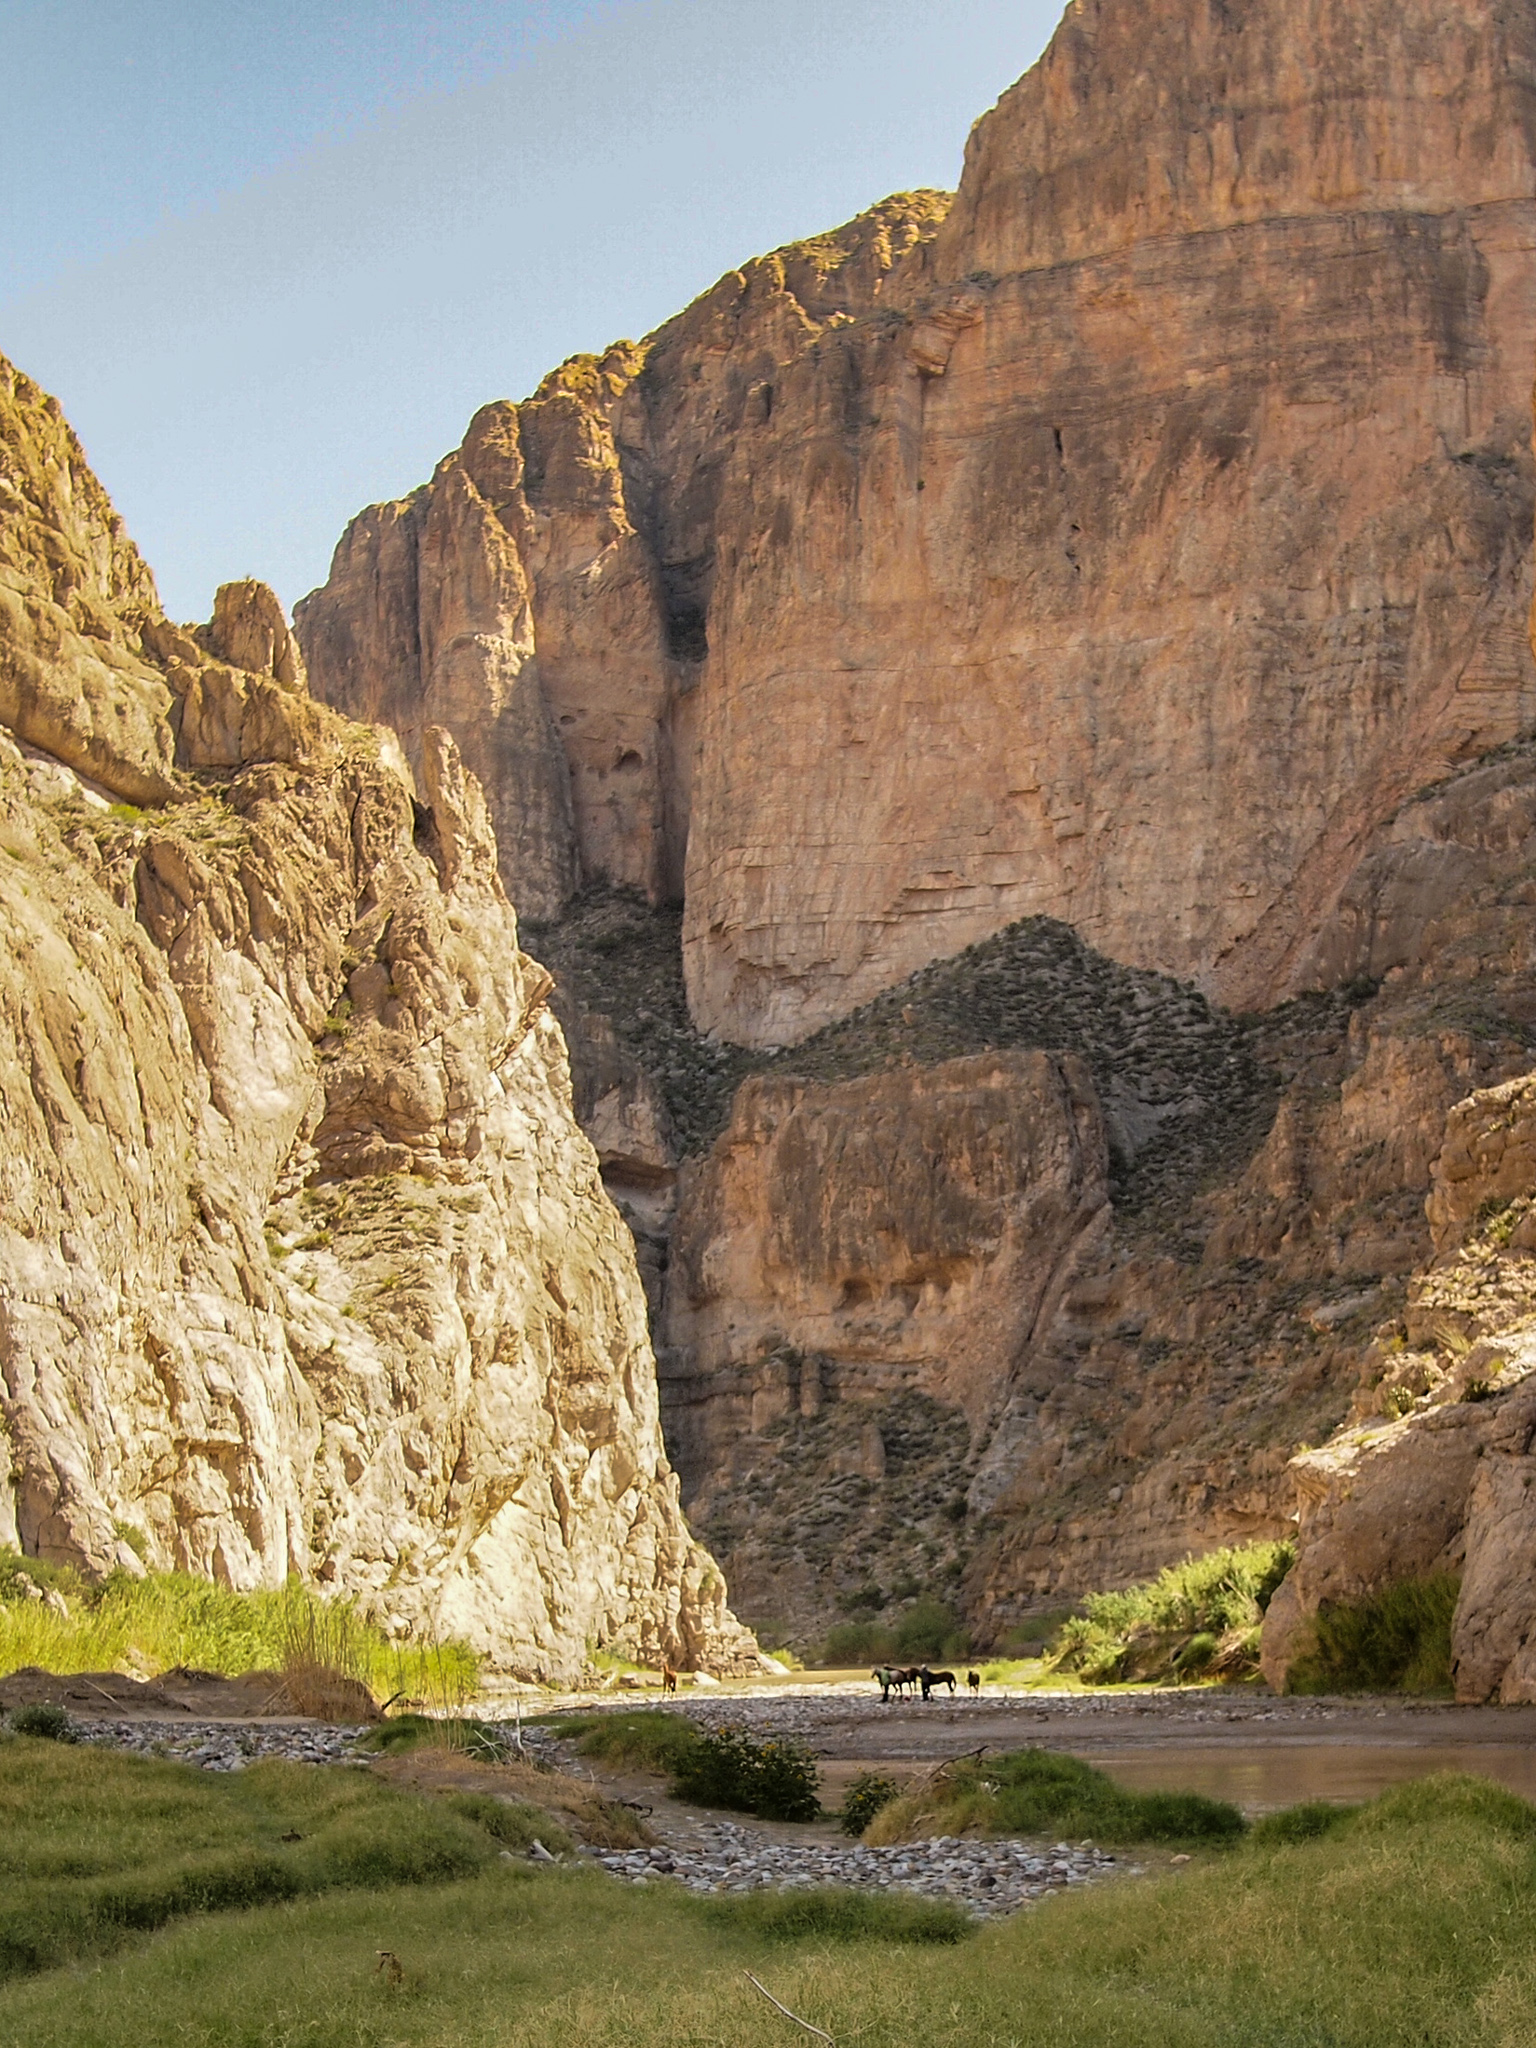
[1093,1742,1536,1812]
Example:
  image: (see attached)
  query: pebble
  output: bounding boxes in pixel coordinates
[74,1720,369,1771]
[580,1821,1123,1920]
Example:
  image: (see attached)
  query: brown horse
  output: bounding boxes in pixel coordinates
[919,1666,957,1700]
[967,1669,981,1696]
[662,1664,678,1694]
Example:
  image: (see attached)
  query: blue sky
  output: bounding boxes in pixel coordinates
[2,1,1062,618]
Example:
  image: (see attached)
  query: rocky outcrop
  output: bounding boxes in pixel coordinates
[302,0,1536,1050]
[1259,1071,1536,1700]
[296,195,946,929]
[660,1053,1107,1631]
[0,352,752,1680]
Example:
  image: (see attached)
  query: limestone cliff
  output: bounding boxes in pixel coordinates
[302,0,1536,1049]
[0,353,753,1680]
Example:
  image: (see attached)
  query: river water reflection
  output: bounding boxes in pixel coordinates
[1093,1741,1536,1812]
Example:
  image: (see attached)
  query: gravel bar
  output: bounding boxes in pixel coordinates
[76,1721,370,1770]
[581,1820,1129,1919]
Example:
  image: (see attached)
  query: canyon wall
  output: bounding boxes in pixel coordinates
[302,0,1536,1050]
[0,353,753,1681]
[293,0,1536,1655]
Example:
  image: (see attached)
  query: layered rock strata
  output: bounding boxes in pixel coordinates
[302,0,1536,1049]
[0,353,752,1679]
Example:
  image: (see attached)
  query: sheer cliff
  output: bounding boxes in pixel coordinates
[301,0,1536,1048]
[0,354,753,1681]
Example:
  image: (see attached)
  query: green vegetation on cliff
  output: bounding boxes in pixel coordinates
[1047,1541,1295,1685]
[1286,1573,1459,1695]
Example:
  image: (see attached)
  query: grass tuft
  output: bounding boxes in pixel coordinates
[867,1747,1245,1848]
[699,1886,973,1944]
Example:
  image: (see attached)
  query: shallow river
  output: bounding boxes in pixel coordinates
[1092,1740,1536,1812]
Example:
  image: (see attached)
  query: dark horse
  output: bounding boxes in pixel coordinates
[873,1665,923,1701]
[919,1666,958,1700]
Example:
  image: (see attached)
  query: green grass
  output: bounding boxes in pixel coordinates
[0,1738,496,1979]
[545,1709,703,1776]
[1,1773,1534,2045]
[358,1715,511,1763]
[867,1748,1245,1849]
[0,1558,477,1703]
[1287,1573,1459,1694]
[1048,1540,1294,1685]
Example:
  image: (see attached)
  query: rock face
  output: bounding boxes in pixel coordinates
[302,0,1536,1049]
[661,1053,1107,1626]
[296,195,946,932]
[1260,1069,1536,1702]
[0,353,752,1680]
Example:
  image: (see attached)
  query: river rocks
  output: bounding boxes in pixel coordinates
[587,1822,1119,1919]
[0,349,754,1681]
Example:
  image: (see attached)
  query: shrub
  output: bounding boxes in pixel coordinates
[817,1621,896,1666]
[1048,1541,1294,1685]
[893,1598,965,1661]
[840,1771,901,1838]
[548,1711,703,1776]
[868,1747,1245,1849]
[670,1725,821,1822]
[9,1704,77,1743]
[1286,1575,1458,1694]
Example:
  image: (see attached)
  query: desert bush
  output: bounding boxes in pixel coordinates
[1286,1575,1458,1694]
[839,1771,901,1838]
[8,1704,77,1743]
[1048,1540,1294,1685]
[815,1620,896,1666]
[893,1597,966,1660]
[670,1725,821,1822]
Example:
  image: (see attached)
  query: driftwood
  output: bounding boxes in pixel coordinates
[745,1972,834,2044]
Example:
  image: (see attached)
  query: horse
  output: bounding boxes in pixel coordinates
[967,1669,981,1696]
[872,1665,897,1703]
[919,1667,957,1700]
[662,1664,678,1694]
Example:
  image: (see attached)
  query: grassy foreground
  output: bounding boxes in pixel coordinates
[0,1745,1534,2045]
